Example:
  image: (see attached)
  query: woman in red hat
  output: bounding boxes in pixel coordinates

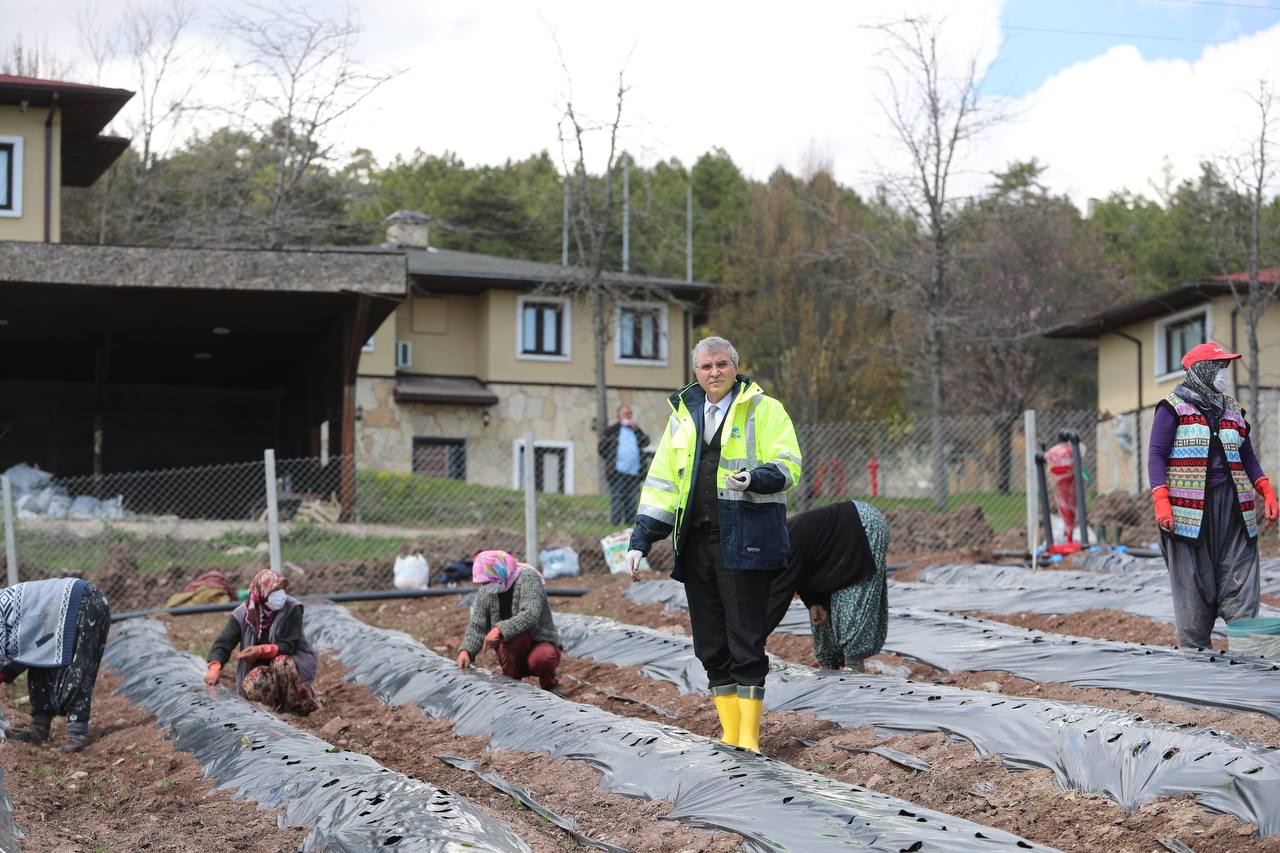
[1148,341,1279,648]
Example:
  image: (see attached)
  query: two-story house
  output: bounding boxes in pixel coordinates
[355,213,724,495]
[0,75,403,518]
[1047,272,1280,495]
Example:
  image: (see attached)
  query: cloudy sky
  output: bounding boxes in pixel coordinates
[12,0,1280,208]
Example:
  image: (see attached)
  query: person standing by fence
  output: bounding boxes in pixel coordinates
[599,404,650,526]
[1149,342,1279,648]
[624,336,802,754]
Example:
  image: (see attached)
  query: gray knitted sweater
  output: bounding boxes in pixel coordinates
[460,571,561,657]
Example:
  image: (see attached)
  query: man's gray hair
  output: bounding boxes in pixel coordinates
[691,336,739,370]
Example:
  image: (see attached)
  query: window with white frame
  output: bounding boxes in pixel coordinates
[1154,307,1210,379]
[517,296,570,360]
[0,137,23,217]
[615,302,668,365]
[512,439,575,494]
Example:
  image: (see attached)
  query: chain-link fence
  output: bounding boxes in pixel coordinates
[2,409,1116,611]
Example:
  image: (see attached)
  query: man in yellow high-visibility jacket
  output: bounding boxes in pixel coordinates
[623,336,801,753]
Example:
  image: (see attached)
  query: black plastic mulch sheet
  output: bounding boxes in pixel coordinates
[555,612,1280,836]
[304,604,1055,852]
[104,619,532,853]
[1076,553,1280,594]
[0,712,24,852]
[888,581,1280,630]
[625,581,1280,721]
[917,564,1171,590]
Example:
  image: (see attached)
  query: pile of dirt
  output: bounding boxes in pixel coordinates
[885,503,997,554]
[1091,490,1159,542]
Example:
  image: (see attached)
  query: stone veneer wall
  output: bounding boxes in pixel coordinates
[355,377,675,495]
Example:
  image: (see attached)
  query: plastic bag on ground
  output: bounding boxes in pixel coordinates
[393,553,431,590]
[600,529,649,574]
[539,547,580,579]
[2,463,52,494]
[69,495,102,519]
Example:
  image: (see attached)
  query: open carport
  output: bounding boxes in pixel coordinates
[0,241,404,511]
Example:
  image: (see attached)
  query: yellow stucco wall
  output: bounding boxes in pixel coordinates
[356,313,397,377]
[1097,296,1255,415]
[361,289,691,390]
[0,105,60,242]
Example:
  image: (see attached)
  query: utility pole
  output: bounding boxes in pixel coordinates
[561,179,570,266]
[622,155,630,273]
[686,184,693,283]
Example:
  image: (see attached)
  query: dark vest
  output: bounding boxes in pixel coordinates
[688,407,726,530]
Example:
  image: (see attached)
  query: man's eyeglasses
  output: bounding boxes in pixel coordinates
[696,360,733,373]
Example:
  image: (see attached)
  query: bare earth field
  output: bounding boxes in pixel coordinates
[2,562,1278,851]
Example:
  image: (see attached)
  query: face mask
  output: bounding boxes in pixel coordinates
[1214,368,1230,393]
[265,590,287,610]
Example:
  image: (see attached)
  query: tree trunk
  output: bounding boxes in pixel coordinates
[591,287,611,494]
[927,320,948,510]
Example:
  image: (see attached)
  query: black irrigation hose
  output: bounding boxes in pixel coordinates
[555,611,1280,836]
[435,755,634,853]
[306,604,1054,852]
[105,618,532,852]
[110,587,590,623]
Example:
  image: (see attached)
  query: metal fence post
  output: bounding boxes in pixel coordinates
[263,449,283,573]
[1024,410,1037,557]
[2,476,16,586]
[523,431,539,568]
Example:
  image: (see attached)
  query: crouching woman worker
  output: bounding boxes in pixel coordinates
[204,569,319,715]
[1,577,111,753]
[765,500,890,672]
[457,550,562,690]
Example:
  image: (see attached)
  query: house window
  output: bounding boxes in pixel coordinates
[512,439,575,494]
[517,296,570,360]
[616,303,668,365]
[413,438,466,480]
[1154,307,1210,379]
[0,137,23,217]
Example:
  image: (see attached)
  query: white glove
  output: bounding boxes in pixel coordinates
[724,470,751,492]
[623,549,644,580]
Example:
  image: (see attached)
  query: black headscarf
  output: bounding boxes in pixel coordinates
[765,501,876,635]
[1175,359,1229,417]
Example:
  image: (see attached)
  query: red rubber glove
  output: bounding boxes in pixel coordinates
[1152,485,1173,531]
[484,627,502,650]
[456,649,471,670]
[1256,477,1279,530]
[203,661,222,686]
[235,644,278,662]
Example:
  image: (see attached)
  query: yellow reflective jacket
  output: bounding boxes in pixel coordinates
[628,375,802,574]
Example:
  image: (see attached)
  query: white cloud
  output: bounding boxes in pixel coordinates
[13,0,1280,210]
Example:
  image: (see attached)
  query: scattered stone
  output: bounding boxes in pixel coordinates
[70,771,88,780]
[866,773,884,788]
[980,681,1002,694]
[223,545,253,556]
[319,717,351,739]
[252,542,270,556]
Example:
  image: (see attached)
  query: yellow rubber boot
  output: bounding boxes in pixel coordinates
[712,691,740,746]
[736,695,764,754]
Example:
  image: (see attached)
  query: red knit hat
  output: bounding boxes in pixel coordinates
[1181,341,1241,369]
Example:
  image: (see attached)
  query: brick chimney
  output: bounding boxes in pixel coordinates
[384,210,431,248]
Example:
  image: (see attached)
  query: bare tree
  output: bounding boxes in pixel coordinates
[0,36,74,79]
[220,2,399,247]
[1208,81,1279,418]
[547,37,646,488]
[77,0,202,244]
[867,16,1003,509]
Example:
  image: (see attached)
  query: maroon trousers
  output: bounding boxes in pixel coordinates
[495,632,561,690]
